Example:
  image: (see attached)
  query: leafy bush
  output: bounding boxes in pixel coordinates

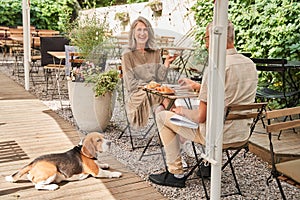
[0,0,75,31]
[192,0,300,60]
[192,0,300,108]
[64,13,111,57]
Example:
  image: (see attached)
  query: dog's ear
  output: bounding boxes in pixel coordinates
[81,136,96,158]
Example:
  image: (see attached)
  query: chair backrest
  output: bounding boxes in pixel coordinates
[40,36,69,66]
[266,106,300,135]
[266,106,300,165]
[265,106,300,197]
[225,102,268,139]
[251,58,287,72]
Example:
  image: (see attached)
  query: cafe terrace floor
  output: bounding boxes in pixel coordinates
[0,71,299,199]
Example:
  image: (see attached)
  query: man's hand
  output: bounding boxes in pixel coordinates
[178,78,200,91]
[172,106,185,116]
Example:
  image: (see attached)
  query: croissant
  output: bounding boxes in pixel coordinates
[146,81,161,89]
[156,86,174,93]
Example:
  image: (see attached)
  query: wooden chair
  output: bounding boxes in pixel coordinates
[251,58,300,108]
[186,102,267,199]
[265,106,300,200]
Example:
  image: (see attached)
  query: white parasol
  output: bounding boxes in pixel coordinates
[200,0,229,199]
[22,0,31,90]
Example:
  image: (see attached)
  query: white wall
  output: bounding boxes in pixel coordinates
[80,0,196,45]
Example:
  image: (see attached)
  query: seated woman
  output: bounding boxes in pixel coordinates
[122,16,176,129]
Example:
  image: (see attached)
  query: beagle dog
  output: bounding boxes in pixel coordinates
[5,132,122,190]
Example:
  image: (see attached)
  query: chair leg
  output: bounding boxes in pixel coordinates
[184,143,209,200]
[223,150,242,196]
[118,124,129,139]
[138,134,155,160]
[275,176,287,200]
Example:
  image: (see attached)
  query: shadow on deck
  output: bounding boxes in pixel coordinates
[0,72,167,200]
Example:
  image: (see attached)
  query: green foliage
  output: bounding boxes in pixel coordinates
[92,69,119,97]
[64,13,111,57]
[192,0,300,108]
[0,0,75,31]
[77,0,148,8]
[0,0,147,31]
[192,0,300,60]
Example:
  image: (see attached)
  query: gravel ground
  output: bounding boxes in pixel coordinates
[0,58,299,200]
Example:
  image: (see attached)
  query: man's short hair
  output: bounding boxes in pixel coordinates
[206,21,235,43]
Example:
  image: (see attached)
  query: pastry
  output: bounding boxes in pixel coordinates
[146,81,161,89]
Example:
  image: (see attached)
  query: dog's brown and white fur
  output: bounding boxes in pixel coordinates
[5,132,122,190]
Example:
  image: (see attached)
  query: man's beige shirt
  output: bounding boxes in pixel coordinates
[199,48,258,145]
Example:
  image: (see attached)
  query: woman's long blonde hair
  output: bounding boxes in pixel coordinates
[128,16,156,51]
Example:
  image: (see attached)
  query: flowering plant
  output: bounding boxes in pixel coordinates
[65,13,111,57]
[70,61,119,97]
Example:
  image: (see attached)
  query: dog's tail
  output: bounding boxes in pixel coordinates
[5,163,33,182]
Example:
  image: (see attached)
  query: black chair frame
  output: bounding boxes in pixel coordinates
[185,102,267,199]
[251,58,300,108]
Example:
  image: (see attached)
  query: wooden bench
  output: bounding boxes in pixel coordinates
[265,106,300,199]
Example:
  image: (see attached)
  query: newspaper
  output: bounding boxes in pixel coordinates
[170,114,199,129]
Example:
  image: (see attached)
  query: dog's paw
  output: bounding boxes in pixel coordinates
[109,172,122,178]
[99,163,109,169]
[35,183,59,191]
[5,175,16,183]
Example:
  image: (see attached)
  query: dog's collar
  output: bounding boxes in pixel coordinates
[75,145,97,160]
[74,145,82,151]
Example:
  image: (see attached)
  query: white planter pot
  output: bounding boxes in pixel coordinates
[68,81,116,133]
[68,81,99,132]
[94,91,116,132]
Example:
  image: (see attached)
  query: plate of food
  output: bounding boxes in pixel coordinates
[155,86,175,95]
[145,81,161,90]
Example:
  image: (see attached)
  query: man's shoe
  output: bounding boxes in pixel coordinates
[196,164,211,178]
[149,171,186,188]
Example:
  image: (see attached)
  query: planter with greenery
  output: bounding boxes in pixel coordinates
[65,13,111,58]
[68,62,119,132]
[65,13,119,132]
[146,0,163,17]
[115,12,130,30]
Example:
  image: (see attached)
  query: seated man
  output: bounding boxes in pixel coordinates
[149,21,258,188]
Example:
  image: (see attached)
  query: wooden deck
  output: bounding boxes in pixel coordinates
[0,72,167,200]
[0,71,299,199]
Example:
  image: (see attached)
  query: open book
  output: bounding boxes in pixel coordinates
[170,114,199,129]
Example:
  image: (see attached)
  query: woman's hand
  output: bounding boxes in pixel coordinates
[178,78,200,91]
[164,54,178,68]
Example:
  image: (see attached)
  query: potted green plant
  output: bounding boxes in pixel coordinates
[115,12,130,30]
[146,0,163,17]
[68,61,119,132]
[65,14,119,133]
[65,13,111,58]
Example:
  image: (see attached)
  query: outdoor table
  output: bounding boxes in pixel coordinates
[46,51,66,107]
[140,84,199,161]
[32,29,60,37]
[285,61,300,93]
[160,46,195,81]
[262,60,300,90]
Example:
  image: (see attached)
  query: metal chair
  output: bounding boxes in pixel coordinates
[265,106,300,200]
[117,66,156,152]
[251,58,300,108]
[185,102,267,199]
